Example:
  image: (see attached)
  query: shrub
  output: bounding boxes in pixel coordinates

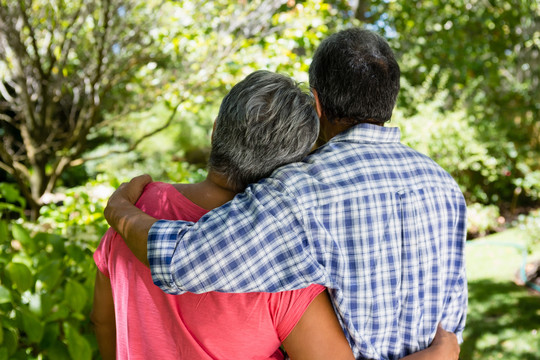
[466,203,502,238]
[0,182,111,359]
[517,209,540,252]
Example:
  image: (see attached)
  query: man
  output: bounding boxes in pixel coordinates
[106,28,467,359]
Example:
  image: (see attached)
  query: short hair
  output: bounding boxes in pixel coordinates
[308,28,400,125]
[208,70,319,192]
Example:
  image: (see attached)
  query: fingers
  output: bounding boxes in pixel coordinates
[432,323,460,360]
[118,174,153,204]
[130,174,153,188]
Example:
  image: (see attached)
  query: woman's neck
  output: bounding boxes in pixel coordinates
[173,171,238,210]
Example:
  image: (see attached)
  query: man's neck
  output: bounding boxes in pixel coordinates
[173,171,238,210]
[317,117,384,147]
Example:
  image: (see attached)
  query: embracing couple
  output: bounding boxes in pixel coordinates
[92,28,467,359]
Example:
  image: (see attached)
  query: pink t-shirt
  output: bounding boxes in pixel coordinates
[94,182,325,360]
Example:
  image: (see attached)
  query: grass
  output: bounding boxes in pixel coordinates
[462,228,540,359]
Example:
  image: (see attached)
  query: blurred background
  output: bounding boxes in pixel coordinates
[0,0,538,358]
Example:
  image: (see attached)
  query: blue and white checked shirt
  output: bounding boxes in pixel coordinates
[148,123,467,359]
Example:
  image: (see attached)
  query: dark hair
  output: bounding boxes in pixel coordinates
[308,28,400,125]
[208,70,319,192]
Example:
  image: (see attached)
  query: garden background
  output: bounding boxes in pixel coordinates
[0,0,539,359]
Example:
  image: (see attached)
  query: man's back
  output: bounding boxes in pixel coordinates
[264,123,467,358]
[148,123,467,359]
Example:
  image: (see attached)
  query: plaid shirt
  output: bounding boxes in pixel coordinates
[148,123,467,359]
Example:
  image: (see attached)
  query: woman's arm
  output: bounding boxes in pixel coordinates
[282,290,354,360]
[282,291,459,360]
[90,270,116,360]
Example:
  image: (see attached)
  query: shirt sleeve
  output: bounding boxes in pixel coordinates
[148,180,329,295]
[94,228,116,278]
[440,192,468,343]
[442,266,467,343]
[271,284,326,341]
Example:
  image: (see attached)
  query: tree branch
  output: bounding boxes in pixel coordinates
[0,81,14,103]
[0,141,38,209]
[17,0,46,81]
[70,102,181,166]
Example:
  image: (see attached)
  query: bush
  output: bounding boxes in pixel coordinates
[517,209,540,252]
[0,182,111,359]
[466,203,502,238]
[395,90,504,204]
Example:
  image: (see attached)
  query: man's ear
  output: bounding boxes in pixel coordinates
[311,89,323,119]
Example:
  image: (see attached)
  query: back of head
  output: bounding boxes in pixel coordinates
[308,28,400,125]
[208,70,319,192]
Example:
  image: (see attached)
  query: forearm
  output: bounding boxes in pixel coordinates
[104,174,156,266]
[401,348,438,360]
[401,325,459,360]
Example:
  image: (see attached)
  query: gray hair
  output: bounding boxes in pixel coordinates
[208,70,319,192]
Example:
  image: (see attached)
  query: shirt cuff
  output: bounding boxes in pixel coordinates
[148,219,189,295]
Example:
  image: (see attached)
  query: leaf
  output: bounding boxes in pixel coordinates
[44,305,69,322]
[66,244,85,263]
[64,324,91,360]
[0,285,11,304]
[0,183,24,206]
[45,340,70,360]
[11,224,34,253]
[48,234,65,257]
[40,322,60,349]
[5,262,33,292]
[2,327,17,355]
[0,221,8,243]
[64,280,87,313]
[0,347,7,360]
[21,310,44,343]
[37,260,62,290]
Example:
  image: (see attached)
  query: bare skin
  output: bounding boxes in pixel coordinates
[90,270,116,360]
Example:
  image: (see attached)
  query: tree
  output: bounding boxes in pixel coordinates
[0,0,169,218]
[0,0,325,219]
[355,0,539,207]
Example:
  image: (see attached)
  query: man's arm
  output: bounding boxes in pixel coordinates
[90,270,117,360]
[401,325,460,360]
[104,175,156,266]
[105,174,327,295]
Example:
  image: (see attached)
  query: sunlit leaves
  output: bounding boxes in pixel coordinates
[64,323,92,360]
[5,262,33,293]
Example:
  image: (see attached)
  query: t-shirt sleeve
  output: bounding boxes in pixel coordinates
[93,228,117,278]
[270,284,326,341]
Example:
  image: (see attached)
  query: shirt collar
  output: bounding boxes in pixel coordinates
[330,123,401,144]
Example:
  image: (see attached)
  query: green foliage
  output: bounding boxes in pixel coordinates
[87,0,354,184]
[466,203,501,238]
[0,184,103,359]
[395,86,503,203]
[517,209,540,251]
[0,183,26,220]
[386,0,540,207]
